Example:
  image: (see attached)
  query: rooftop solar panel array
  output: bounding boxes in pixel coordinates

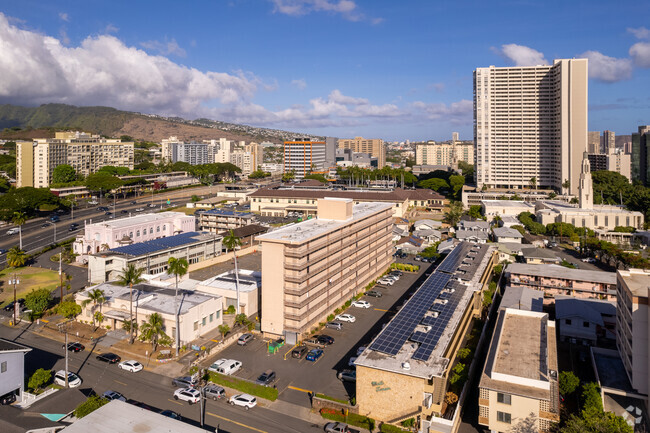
[109,232,202,256]
[437,242,472,274]
[369,272,452,356]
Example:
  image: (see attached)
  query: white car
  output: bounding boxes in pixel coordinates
[348,357,358,367]
[384,275,399,281]
[335,314,356,323]
[54,370,82,388]
[135,208,145,212]
[118,360,143,372]
[351,300,371,309]
[377,278,394,286]
[581,257,596,263]
[229,393,257,410]
[208,359,227,373]
[174,387,201,404]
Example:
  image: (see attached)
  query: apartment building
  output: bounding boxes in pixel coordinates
[283,138,327,178]
[258,198,393,342]
[588,131,600,154]
[506,263,617,301]
[473,59,588,195]
[198,208,256,232]
[615,268,650,396]
[160,137,215,165]
[16,132,134,188]
[355,243,497,429]
[587,151,631,181]
[478,309,559,432]
[415,141,474,167]
[631,125,650,186]
[603,130,616,153]
[338,136,386,168]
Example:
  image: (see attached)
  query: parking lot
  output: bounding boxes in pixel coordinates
[201,258,433,408]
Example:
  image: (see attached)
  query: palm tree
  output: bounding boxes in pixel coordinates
[562,179,571,195]
[529,177,537,190]
[6,246,27,268]
[443,201,464,227]
[223,230,243,315]
[12,211,27,250]
[81,288,106,326]
[139,313,167,351]
[167,257,189,356]
[116,264,144,344]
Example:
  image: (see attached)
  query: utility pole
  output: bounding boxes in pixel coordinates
[57,320,73,388]
[10,274,19,326]
[59,247,64,304]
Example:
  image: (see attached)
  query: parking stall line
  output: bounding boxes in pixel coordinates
[287,385,312,394]
[374,308,390,312]
[207,411,268,433]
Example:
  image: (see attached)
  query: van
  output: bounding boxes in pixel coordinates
[6,228,19,235]
[216,360,242,376]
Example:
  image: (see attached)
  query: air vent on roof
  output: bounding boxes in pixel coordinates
[402,362,411,371]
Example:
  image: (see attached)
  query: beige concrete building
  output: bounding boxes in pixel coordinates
[355,243,497,430]
[473,59,588,195]
[616,268,650,397]
[16,132,134,188]
[258,198,393,342]
[415,141,474,167]
[478,309,559,432]
[196,270,261,317]
[338,137,386,168]
[604,130,616,153]
[588,131,601,154]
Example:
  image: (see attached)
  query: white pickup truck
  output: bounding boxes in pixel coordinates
[324,422,360,433]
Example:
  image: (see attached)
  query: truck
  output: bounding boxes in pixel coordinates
[324,422,360,433]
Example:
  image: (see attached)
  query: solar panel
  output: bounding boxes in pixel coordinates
[420,315,438,326]
[369,272,452,355]
[437,242,471,274]
[109,232,201,256]
[409,331,429,343]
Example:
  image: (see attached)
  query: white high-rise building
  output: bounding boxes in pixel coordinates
[283,138,326,178]
[473,59,588,195]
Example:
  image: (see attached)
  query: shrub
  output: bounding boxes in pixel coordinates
[381,424,409,433]
[208,372,278,401]
[334,308,341,315]
[225,305,236,314]
[345,300,352,308]
[74,395,109,418]
[319,408,376,431]
[559,371,580,395]
[457,348,471,360]
[315,393,349,404]
[402,418,415,428]
[327,314,335,321]
[444,391,459,405]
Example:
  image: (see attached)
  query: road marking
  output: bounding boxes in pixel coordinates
[211,339,221,343]
[167,398,184,406]
[374,308,390,312]
[207,411,268,433]
[114,380,128,386]
[288,385,311,394]
[41,319,49,323]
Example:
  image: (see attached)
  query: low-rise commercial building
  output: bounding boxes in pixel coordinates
[88,231,222,284]
[258,198,393,342]
[481,200,536,218]
[478,309,559,432]
[198,208,257,233]
[0,339,31,404]
[196,270,261,316]
[355,242,497,430]
[506,263,617,301]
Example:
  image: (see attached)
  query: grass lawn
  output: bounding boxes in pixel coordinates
[0,267,65,307]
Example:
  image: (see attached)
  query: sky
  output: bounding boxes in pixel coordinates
[0,0,649,142]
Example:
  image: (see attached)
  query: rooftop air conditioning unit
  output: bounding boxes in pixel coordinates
[402,362,411,371]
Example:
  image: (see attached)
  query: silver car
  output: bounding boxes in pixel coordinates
[203,384,226,401]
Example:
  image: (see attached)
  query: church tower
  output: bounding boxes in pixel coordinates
[579,152,593,209]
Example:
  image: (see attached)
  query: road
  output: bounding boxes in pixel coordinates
[0,323,325,433]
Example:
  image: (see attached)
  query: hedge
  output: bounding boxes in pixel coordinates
[320,408,375,430]
[74,395,108,418]
[315,393,349,404]
[207,372,278,401]
[380,424,410,433]
[391,263,420,272]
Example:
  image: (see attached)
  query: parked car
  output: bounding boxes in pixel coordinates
[292,346,308,358]
[325,422,356,433]
[54,370,82,388]
[173,388,201,404]
[237,333,254,346]
[203,384,226,401]
[0,392,16,405]
[326,321,343,330]
[208,359,227,373]
[335,314,356,323]
[102,390,126,401]
[171,376,197,388]
[581,257,596,263]
[377,278,394,286]
[337,370,357,382]
[304,337,324,347]
[118,360,143,372]
[365,290,382,298]
[229,394,257,410]
[127,400,154,411]
[64,342,85,352]
[383,275,399,282]
[96,353,121,364]
[351,300,371,309]
[389,270,403,277]
[317,335,335,345]
[306,348,324,362]
[255,370,276,386]
[160,410,181,420]
[212,359,242,376]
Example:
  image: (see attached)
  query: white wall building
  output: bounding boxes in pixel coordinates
[0,339,31,404]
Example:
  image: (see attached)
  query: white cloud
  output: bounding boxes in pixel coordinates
[140,38,186,57]
[579,50,633,82]
[270,0,381,23]
[59,28,70,45]
[630,42,650,68]
[104,24,119,34]
[291,78,307,90]
[628,27,650,40]
[411,100,473,125]
[427,82,445,92]
[59,12,69,22]
[493,44,548,66]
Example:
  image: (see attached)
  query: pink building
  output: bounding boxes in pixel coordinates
[73,212,195,262]
[506,263,617,302]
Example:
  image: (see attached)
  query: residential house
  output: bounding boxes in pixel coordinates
[554,295,616,345]
[520,247,560,264]
[456,229,489,244]
[492,227,524,244]
[0,339,31,404]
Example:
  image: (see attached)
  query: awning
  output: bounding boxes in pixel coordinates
[103,310,131,320]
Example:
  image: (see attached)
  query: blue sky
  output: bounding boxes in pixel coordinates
[0,0,649,141]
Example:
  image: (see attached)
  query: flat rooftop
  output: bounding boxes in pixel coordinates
[481,200,535,207]
[618,269,650,298]
[507,263,616,285]
[100,231,221,257]
[198,270,261,293]
[256,201,393,244]
[86,211,190,229]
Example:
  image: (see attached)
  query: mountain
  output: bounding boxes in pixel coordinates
[0,104,318,144]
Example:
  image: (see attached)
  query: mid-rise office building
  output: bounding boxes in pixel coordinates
[415,141,474,167]
[338,136,386,168]
[631,125,650,186]
[283,138,327,178]
[258,198,393,342]
[161,139,215,166]
[615,268,650,396]
[603,130,616,154]
[588,131,601,154]
[452,132,460,142]
[588,151,631,181]
[473,59,588,195]
[17,132,134,188]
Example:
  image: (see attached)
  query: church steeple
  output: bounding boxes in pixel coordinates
[579,152,593,209]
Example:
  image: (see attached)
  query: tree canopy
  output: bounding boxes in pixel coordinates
[52,164,77,184]
[84,172,124,192]
[0,187,60,220]
[419,178,450,192]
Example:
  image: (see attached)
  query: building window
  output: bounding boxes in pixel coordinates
[202,317,207,326]
[193,321,198,331]
[583,321,589,328]
[497,412,511,424]
[209,313,214,323]
[497,393,511,405]
[136,230,140,237]
[216,310,220,319]
[566,319,572,325]
[1,361,6,373]
[157,226,160,232]
[129,232,133,238]
[150,228,153,234]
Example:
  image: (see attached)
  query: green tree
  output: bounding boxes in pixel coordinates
[52,164,77,184]
[419,178,450,192]
[281,170,295,182]
[457,161,474,184]
[84,172,124,194]
[559,371,580,395]
[304,173,328,183]
[25,288,52,318]
[467,205,483,220]
[116,264,144,344]
[167,257,189,356]
[139,312,168,351]
[81,288,106,327]
[529,176,537,190]
[74,395,109,418]
[248,170,270,179]
[562,179,571,195]
[93,311,105,328]
[6,246,27,268]
[581,382,603,413]
[170,161,192,172]
[218,324,230,339]
[28,368,51,392]
[223,230,243,314]
[11,211,27,250]
[444,201,464,227]
[449,174,465,198]
[57,301,81,319]
[561,413,632,433]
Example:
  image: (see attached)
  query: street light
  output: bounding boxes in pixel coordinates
[8,274,19,326]
[57,319,73,388]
